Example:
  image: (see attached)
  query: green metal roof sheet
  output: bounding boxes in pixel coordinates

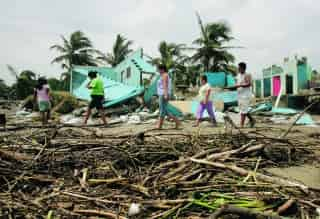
[131,57,156,74]
[73,66,117,81]
[71,67,144,108]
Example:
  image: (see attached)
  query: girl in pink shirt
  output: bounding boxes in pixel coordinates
[34,78,51,125]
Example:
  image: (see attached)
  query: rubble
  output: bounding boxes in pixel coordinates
[1,84,320,218]
[0,119,319,218]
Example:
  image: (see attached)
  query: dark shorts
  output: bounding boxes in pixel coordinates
[89,95,104,110]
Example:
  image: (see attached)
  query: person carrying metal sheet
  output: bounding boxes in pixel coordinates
[156,64,180,129]
[84,71,107,125]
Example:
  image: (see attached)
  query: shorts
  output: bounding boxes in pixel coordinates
[159,95,171,118]
[89,95,104,110]
[38,101,51,112]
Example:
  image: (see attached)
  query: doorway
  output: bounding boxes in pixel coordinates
[286,75,293,94]
[272,76,281,96]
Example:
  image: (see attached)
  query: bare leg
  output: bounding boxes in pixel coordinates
[99,109,107,125]
[47,110,51,121]
[247,113,255,128]
[240,113,246,128]
[168,115,180,129]
[194,119,200,127]
[44,112,48,124]
[157,117,165,129]
[84,108,92,125]
[40,112,45,125]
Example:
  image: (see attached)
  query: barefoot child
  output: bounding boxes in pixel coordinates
[195,75,217,127]
[156,64,180,129]
[34,78,51,125]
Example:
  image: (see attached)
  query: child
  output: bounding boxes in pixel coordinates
[34,77,51,125]
[84,71,107,125]
[195,75,217,127]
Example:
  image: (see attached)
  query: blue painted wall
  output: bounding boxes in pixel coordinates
[297,64,308,90]
[205,72,235,88]
[263,78,271,97]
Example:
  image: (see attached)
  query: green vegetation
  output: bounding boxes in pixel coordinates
[50,30,97,90]
[6,65,37,100]
[167,192,273,219]
[191,13,236,72]
[0,79,10,99]
[152,41,185,70]
[23,91,79,114]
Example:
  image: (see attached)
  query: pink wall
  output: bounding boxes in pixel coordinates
[273,76,281,96]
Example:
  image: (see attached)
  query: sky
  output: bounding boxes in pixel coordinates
[1,0,320,84]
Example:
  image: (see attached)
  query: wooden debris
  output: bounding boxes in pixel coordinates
[0,123,319,218]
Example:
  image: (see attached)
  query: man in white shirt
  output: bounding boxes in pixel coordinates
[226,62,255,128]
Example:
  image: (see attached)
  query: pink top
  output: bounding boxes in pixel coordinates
[36,85,50,102]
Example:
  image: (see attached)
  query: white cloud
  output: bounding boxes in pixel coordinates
[1,0,320,84]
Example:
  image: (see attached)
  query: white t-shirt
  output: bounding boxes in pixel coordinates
[237,73,252,98]
[198,83,211,102]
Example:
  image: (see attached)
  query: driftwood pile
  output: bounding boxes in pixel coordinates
[0,124,319,219]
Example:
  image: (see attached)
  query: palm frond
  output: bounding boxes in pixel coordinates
[6,64,19,79]
[51,55,69,64]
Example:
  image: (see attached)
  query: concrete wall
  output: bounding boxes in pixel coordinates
[254,80,262,97]
[113,50,143,87]
[259,56,314,97]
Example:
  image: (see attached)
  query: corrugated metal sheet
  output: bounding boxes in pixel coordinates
[71,67,144,108]
[131,57,156,73]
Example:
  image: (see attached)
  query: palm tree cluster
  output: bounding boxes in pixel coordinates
[2,14,238,99]
[152,14,237,86]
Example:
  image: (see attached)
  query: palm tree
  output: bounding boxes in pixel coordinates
[20,70,36,80]
[152,41,186,70]
[50,31,97,90]
[151,41,189,91]
[174,62,202,87]
[50,31,96,70]
[97,34,133,67]
[191,13,236,72]
[0,79,9,99]
[7,65,37,99]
